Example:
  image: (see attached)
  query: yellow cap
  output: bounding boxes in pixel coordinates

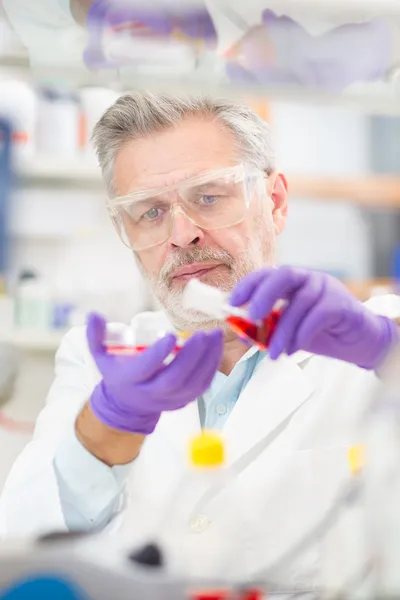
[190,431,225,468]
[177,330,192,341]
[348,444,364,476]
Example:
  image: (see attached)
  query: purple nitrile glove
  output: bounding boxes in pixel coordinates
[87,313,223,434]
[226,13,393,91]
[229,267,399,370]
[84,0,217,69]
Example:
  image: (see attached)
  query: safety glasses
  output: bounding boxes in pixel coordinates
[106,164,265,251]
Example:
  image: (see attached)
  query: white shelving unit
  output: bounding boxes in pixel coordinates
[17,160,102,189]
[0,329,66,352]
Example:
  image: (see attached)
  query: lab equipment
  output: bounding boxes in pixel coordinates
[0,532,273,600]
[14,269,51,331]
[319,446,369,599]
[84,0,217,72]
[106,164,266,251]
[229,266,399,367]
[36,87,81,160]
[51,278,78,330]
[158,432,260,587]
[157,431,229,577]
[0,576,85,600]
[79,87,119,163]
[104,313,187,355]
[87,312,223,434]
[183,278,281,350]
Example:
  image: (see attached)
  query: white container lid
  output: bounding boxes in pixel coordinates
[182,279,228,319]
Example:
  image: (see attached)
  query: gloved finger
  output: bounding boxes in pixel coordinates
[268,276,325,360]
[229,268,272,307]
[130,333,178,382]
[181,329,223,391]
[292,296,332,354]
[86,312,107,360]
[152,332,209,392]
[157,330,224,410]
[247,266,309,322]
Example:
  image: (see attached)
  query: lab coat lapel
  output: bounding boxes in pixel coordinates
[223,353,316,463]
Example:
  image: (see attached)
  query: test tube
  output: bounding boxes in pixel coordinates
[104,314,190,356]
[104,322,136,355]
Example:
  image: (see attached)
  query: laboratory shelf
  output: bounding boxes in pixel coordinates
[0,329,66,352]
[17,160,102,189]
[0,279,393,354]
[0,0,400,117]
[289,175,400,209]
[14,161,400,208]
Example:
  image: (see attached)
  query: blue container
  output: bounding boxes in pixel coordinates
[393,245,400,290]
[0,575,88,600]
[0,119,12,286]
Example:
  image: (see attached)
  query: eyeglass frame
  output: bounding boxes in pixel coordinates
[106,163,268,251]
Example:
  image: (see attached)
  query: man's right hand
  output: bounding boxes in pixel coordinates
[76,313,223,465]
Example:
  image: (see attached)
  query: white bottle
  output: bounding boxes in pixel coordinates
[79,87,119,163]
[37,87,80,160]
[319,446,370,600]
[157,432,228,578]
[15,270,51,331]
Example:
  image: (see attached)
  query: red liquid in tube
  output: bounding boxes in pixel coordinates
[227,309,281,350]
[105,344,183,356]
[189,591,230,600]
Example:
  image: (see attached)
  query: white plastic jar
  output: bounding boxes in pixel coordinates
[37,87,81,160]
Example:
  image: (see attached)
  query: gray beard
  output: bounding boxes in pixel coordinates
[136,217,276,332]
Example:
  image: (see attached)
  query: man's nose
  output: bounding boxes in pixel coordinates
[168,206,205,248]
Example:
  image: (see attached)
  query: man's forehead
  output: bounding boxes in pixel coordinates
[113,117,239,195]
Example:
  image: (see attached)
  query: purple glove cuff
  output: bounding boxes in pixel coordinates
[90,381,160,435]
[365,315,400,371]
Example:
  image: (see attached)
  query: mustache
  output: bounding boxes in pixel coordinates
[158,246,234,282]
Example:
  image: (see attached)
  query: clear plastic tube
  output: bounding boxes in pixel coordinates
[104,313,188,355]
[182,279,281,350]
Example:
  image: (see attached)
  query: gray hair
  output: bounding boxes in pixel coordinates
[92,91,276,197]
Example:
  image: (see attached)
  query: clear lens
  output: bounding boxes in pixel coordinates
[108,165,263,251]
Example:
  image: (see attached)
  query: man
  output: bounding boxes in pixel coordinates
[0,93,398,587]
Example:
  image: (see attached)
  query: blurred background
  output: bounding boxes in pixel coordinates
[0,0,400,490]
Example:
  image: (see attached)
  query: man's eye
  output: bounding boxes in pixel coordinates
[142,207,161,220]
[199,195,218,205]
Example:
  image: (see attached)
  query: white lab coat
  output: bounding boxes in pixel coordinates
[0,295,399,589]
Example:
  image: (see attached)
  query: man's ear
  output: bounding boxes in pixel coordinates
[267,172,288,235]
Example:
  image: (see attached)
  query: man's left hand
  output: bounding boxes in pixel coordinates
[229,266,399,370]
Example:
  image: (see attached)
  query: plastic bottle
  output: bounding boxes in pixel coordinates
[14,269,51,330]
[79,87,119,163]
[104,312,189,355]
[37,87,80,160]
[182,279,281,350]
[51,277,78,330]
[157,432,229,578]
[319,445,370,599]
